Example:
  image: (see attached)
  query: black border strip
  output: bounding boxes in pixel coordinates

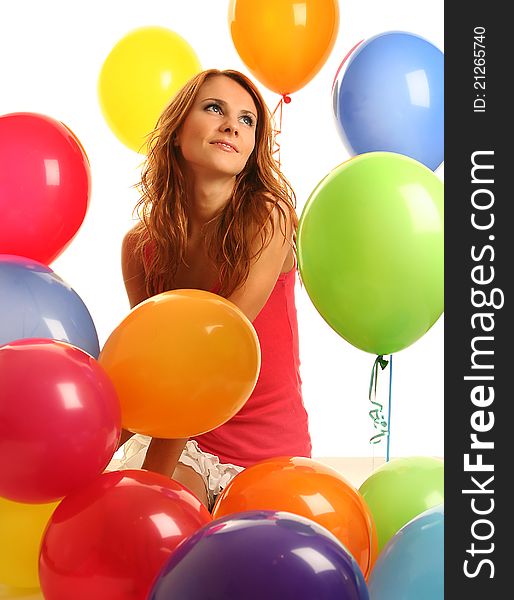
[445,4,509,595]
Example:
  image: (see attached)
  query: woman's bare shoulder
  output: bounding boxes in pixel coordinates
[122,223,144,248]
[121,223,147,271]
[261,194,296,239]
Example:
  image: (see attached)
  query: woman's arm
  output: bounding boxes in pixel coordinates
[227,200,295,322]
[121,228,150,309]
[120,227,188,475]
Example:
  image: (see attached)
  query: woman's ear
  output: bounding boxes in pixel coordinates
[170,126,180,147]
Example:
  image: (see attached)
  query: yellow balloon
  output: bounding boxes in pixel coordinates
[0,584,40,597]
[99,290,261,438]
[0,497,59,589]
[229,0,339,94]
[98,26,201,153]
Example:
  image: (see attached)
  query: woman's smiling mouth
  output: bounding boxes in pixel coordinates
[210,139,239,152]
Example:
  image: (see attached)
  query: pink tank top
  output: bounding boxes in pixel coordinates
[193,265,312,467]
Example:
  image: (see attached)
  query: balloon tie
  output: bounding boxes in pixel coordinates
[368,355,389,445]
[271,95,291,168]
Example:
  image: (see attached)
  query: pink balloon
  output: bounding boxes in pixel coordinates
[0,112,91,265]
[0,339,121,503]
[39,470,212,600]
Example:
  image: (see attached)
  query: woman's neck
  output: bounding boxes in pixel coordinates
[185,172,236,234]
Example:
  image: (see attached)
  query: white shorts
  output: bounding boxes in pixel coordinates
[108,435,244,510]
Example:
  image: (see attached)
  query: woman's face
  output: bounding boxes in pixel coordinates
[175,75,258,178]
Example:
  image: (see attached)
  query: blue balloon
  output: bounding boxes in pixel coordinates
[332,31,444,170]
[0,255,99,358]
[368,505,444,600]
[149,511,370,600]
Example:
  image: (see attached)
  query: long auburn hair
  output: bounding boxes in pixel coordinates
[132,68,298,298]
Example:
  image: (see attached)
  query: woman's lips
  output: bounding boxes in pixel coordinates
[210,141,238,152]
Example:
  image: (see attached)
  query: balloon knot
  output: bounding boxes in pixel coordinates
[282,95,291,104]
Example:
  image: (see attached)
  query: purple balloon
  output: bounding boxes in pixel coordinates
[149,511,369,600]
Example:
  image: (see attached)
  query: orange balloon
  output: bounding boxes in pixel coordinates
[229,0,339,95]
[98,290,260,438]
[212,456,378,579]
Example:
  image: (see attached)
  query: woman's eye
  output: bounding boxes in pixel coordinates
[206,103,222,114]
[205,104,254,127]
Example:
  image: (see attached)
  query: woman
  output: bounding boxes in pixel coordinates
[117,69,311,510]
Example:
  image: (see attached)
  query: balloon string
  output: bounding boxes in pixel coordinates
[271,94,291,169]
[368,355,389,445]
[386,354,393,462]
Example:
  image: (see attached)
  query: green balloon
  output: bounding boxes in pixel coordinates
[359,456,444,552]
[297,152,444,354]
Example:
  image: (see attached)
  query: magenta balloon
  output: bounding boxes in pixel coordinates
[0,339,121,503]
[0,112,91,265]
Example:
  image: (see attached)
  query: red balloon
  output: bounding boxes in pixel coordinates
[0,339,121,503]
[39,470,212,600]
[0,112,91,265]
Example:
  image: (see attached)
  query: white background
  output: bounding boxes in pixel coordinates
[0,0,444,458]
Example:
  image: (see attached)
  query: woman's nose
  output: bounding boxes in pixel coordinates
[219,118,238,136]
